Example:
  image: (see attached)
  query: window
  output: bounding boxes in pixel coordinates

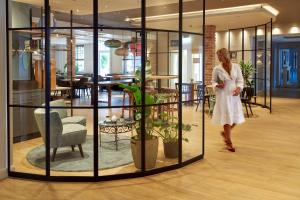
[123,52,141,74]
[75,45,85,72]
[98,41,110,76]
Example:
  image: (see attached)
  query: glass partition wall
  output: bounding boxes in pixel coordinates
[228,20,273,111]
[7,0,205,181]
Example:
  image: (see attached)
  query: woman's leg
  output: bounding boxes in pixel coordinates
[223,124,235,152]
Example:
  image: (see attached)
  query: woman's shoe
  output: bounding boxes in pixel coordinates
[225,141,235,152]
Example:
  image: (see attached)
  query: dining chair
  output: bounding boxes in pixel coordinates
[122,88,136,119]
[175,83,193,103]
[241,87,254,117]
[195,83,205,111]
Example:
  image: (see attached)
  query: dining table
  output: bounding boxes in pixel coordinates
[85,79,134,106]
[51,86,72,97]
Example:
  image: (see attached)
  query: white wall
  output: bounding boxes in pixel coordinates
[0,0,8,179]
[216,30,254,64]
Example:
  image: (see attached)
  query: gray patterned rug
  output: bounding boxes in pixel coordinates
[26,135,133,172]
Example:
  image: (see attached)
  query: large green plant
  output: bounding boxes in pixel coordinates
[153,112,193,143]
[239,60,255,87]
[119,83,156,140]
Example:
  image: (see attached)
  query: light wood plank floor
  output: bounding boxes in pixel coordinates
[1,97,300,200]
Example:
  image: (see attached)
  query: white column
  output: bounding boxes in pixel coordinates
[0,0,8,179]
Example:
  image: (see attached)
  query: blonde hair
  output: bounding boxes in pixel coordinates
[216,48,231,63]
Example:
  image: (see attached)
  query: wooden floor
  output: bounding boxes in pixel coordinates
[1,97,300,200]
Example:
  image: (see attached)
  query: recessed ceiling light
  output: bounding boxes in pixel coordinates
[128,3,279,23]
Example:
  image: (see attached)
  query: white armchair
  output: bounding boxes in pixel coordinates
[34,108,87,161]
[45,99,86,126]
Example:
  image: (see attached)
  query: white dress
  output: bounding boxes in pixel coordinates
[211,63,245,126]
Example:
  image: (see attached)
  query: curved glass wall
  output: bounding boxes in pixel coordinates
[228,20,273,111]
[7,0,205,181]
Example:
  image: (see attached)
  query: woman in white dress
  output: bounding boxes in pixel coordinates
[211,48,245,152]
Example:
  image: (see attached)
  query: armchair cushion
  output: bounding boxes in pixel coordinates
[62,116,86,126]
[60,124,87,147]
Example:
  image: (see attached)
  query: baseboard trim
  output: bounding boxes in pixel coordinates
[0,168,8,179]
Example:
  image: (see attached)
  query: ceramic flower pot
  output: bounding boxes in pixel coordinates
[131,136,158,170]
[163,140,179,158]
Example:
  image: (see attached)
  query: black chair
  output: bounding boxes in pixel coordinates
[74,77,90,97]
[241,87,254,117]
[175,83,193,102]
[195,83,205,111]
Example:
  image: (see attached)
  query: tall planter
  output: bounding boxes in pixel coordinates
[163,140,178,158]
[131,136,158,170]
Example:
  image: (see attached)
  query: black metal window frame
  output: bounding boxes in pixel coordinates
[6,0,206,182]
[228,20,273,113]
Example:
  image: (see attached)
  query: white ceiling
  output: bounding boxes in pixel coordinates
[141,9,274,32]
[13,0,194,14]
[13,0,277,31]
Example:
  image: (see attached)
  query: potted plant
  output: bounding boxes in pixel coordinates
[239,60,255,87]
[153,112,193,158]
[119,83,159,170]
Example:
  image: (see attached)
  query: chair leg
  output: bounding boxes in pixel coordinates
[71,145,75,152]
[244,102,249,118]
[52,148,58,162]
[78,144,84,158]
[196,102,199,111]
[248,102,253,116]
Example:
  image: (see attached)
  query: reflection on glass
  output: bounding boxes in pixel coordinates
[11,107,46,175]
[9,0,44,28]
[9,29,45,107]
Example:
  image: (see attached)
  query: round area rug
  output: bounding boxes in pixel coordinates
[26,135,133,172]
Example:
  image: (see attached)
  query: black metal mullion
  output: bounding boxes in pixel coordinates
[141,0,146,172]
[6,0,11,175]
[41,6,44,89]
[44,0,51,177]
[270,19,273,113]
[264,24,267,107]
[167,32,170,87]
[254,26,257,101]
[228,30,230,51]
[178,0,183,164]
[93,0,99,177]
[242,28,245,61]
[202,0,206,158]
[29,8,34,80]
[70,10,74,116]
[156,31,158,75]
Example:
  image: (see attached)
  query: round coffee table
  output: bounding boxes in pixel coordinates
[98,119,135,151]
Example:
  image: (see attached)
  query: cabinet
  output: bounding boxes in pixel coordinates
[12,89,45,142]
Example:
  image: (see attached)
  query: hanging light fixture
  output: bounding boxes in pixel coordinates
[115,47,129,56]
[114,31,129,56]
[104,39,122,48]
